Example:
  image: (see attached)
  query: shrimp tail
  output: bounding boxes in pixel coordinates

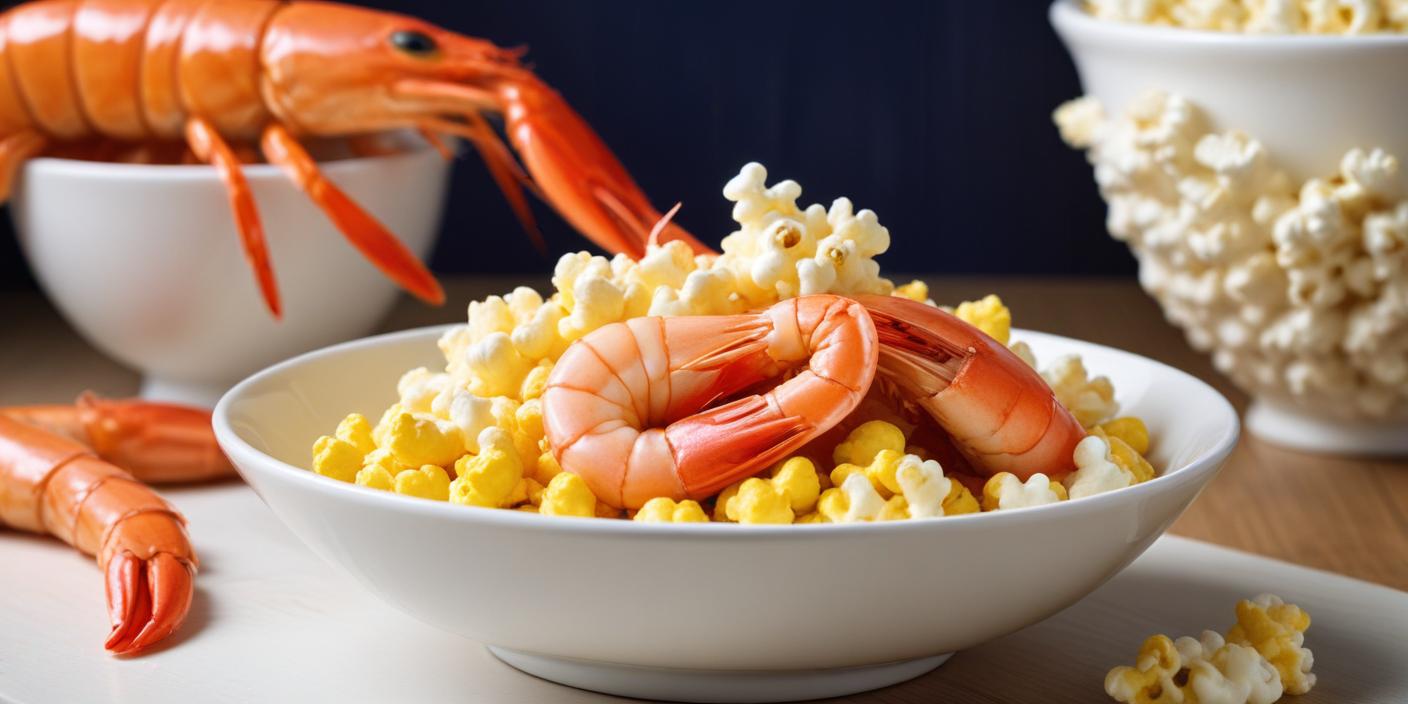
[667,396,811,497]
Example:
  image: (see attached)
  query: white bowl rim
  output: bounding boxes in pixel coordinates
[1051,0,1408,47]
[213,323,1240,539]
[20,136,441,182]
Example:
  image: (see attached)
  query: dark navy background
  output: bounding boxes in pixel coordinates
[0,0,1122,289]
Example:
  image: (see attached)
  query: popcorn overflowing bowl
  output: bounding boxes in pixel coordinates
[1052,0,1408,454]
[212,322,1236,703]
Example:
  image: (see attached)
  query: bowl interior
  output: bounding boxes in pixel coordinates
[220,324,1236,491]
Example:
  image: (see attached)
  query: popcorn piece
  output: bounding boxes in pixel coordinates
[953,294,1012,345]
[1044,355,1120,428]
[385,412,464,468]
[830,448,905,498]
[1053,96,1105,149]
[1100,416,1151,455]
[634,497,709,523]
[463,332,533,398]
[354,464,396,491]
[449,428,524,508]
[396,367,451,415]
[1104,634,1184,704]
[335,413,376,454]
[539,471,598,517]
[725,478,795,524]
[833,420,907,467]
[894,454,952,518]
[1064,436,1133,500]
[981,472,1068,511]
[769,457,822,514]
[817,473,889,523]
[1227,594,1316,695]
[1176,631,1284,704]
[893,279,929,303]
[1095,428,1157,483]
[311,435,362,483]
[394,465,451,501]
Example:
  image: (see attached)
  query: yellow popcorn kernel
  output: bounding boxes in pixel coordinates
[817,474,888,523]
[894,454,950,518]
[385,412,464,468]
[519,362,553,401]
[713,479,746,521]
[725,478,795,524]
[795,512,826,524]
[372,403,406,447]
[540,472,597,517]
[311,435,362,483]
[449,430,524,508]
[944,480,981,515]
[878,495,909,521]
[1100,416,1151,455]
[1226,595,1316,695]
[830,449,905,498]
[394,465,451,501]
[634,497,710,523]
[833,420,907,467]
[362,447,404,475]
[531,449,563,485]
[522,477,545,506]
[769,457,822,513]
[1104,634,1183,704]
[355,464,396,491]
[894,279,929,302]
[953,294,1012,345]
[335,413,376,454]
[981,472,1068,511]
[1108,435,1156,484]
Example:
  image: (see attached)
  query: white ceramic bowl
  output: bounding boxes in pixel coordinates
[1052,0,1408,454]
[213,324,1238,703]
[12,138,450,406]
[1051,0,1408,183]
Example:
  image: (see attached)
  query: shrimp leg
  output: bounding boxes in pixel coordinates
[0,130,46,201]
[185,117,282,319]
[260,123,444,305]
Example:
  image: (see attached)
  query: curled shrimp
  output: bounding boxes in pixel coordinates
[856,294,1086,479]
[0,414,197,655]
[543,295,878,509]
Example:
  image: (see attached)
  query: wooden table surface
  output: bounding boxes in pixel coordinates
[3,275,1406,594]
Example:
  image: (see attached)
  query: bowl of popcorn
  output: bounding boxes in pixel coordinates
[214,164,1239,703]
[1051,0,1408,454]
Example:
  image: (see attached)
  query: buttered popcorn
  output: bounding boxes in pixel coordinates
[310,164,1158,520]
[1058,91,1408,419]
[1085,0,1408,34]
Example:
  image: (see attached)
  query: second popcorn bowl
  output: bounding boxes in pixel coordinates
[1052,0,1408,455]
[213,324,1237,703]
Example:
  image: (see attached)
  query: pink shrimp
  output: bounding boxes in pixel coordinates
[542,295,878,509]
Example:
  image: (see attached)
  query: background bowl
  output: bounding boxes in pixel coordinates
[11,137,450,407]
[213,324,1238,703]
[1052,0,1408,454]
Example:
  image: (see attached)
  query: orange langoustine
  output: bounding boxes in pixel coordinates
[0,0,707,318]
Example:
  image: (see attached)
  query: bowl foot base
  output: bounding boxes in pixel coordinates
[140,375,231,408]
[1246,399,1408,457]
[488,647,951,703]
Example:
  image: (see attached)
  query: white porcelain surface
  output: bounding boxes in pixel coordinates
[211,324,1238,701]
[1050,0,1408,183]
[11,140,450,406]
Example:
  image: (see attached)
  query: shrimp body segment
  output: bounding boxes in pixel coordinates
[856,294,1086,480]
[543,295,878,509]
[0,414,197,655]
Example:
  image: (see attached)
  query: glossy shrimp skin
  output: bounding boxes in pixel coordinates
[856,294,1086,480]
[542,295,878,509]
[0,414,197,655]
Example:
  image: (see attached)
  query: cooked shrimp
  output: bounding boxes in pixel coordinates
[543,295,878,509]
[0,414,197,655]
[856,294,1086,479]
[1,392,234,484]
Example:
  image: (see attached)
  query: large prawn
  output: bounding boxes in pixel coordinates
[0,0,707,318]
[543,295,878,509]
[0,393,230,654]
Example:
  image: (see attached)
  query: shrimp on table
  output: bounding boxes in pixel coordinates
[543,295,878,509]
[856,294,1085,479]
[2,392,235,484]
[0,0,706,318]
[0,414,197,655]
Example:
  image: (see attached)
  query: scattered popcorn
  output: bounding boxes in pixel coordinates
[449,428,524,508]
[894,454,952,518]
[1085,0,1408,33]
[833,421,907,468]
[355,464,396,491]
[1043,355,1120,428]
[311,435,362,483]
[817,473,891,523]
[539,472,598,518]
[953,294,1013,345]
[1099,416,1151,455]
[893,279,930,303]
[769,457,823,514]
[384,412,464,468]
[981,472,1068,511]
[1065,436,1134,500]
[1059,91,1408,420]
[335,413,376,454]
[634,497,710,523]
[725,478,796,524]
[1106,595,1314,703]
[394,465,451,501]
